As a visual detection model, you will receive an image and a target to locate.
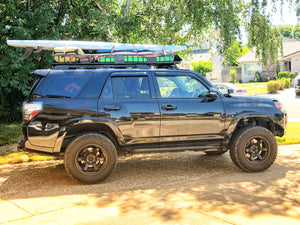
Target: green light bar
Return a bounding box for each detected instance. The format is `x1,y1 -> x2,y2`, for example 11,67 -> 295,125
124,56 -> 147,63
99,57 -> 115,63
156,56 -> 173,62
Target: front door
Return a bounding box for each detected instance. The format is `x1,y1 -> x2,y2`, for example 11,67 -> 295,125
153,72 -> 225,145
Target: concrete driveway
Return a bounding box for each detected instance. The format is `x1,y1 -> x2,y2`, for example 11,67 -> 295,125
0,144 -> 299,224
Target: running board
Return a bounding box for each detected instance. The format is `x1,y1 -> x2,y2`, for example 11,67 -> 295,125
127,145 -> 217,154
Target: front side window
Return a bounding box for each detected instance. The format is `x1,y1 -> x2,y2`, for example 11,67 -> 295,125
101,76 -> 151,99
156,75 -> 209,98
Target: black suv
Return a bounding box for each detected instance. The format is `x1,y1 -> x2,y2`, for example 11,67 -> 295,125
18,62 -> 287,184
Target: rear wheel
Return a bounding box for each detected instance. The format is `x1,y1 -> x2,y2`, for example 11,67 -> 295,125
230,126 -> 277,172
64,133 -> 117,184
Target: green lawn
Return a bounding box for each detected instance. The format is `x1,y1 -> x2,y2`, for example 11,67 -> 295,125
276,121 -> 300,145
235,82 -> 268,95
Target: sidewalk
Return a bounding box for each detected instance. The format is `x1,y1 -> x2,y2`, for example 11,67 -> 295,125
0,144 -> 299,225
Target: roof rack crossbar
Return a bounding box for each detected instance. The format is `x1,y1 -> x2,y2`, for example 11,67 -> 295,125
52,64 -> 151,70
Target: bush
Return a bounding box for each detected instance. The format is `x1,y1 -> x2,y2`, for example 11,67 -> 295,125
267,80 -> 280,93
192,60 -> 214,77
254,71 -> 262,82
230,69 -> 236,83
278,79 -> 285,90
278,71 -> 290,79
289,72 -> 296,79
238,79 -> 243,83
281,77 -> 291,88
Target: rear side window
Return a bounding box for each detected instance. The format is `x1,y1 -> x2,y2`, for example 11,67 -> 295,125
41,72 -> 92,98
101,76 -> 151,99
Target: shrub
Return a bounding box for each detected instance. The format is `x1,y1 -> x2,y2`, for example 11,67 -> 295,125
254,71 -> 262,82
238,79 -> 243,83
278,79 -> 285,90
289,72 -> 296,79
192,60 -> 214,77
230,69 -> 236,83
267,80 -> 280,93
278,71 -> 290,79
281,77 -> 291,88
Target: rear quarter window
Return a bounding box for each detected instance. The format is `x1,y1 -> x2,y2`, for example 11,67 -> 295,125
41,72 -> 92,98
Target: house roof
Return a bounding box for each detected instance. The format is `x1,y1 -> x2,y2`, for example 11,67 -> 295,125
238,38 -> 300,63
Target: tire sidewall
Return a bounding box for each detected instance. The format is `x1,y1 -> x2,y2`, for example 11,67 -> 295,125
64,133 -> 117,184
230,126 -> 277,172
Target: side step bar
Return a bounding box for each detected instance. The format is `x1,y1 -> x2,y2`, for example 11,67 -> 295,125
127,145 -> 217,154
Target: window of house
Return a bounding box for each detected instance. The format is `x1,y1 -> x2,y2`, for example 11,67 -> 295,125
244,63 -> 261,76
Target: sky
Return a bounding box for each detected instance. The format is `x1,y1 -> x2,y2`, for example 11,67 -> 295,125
268,2 -> 298,25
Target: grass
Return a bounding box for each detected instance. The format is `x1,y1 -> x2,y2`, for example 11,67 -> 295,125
276,121 -> 300,145
0,123 -> 22,146
0,151 -> 58,165
235,82 -> 268,95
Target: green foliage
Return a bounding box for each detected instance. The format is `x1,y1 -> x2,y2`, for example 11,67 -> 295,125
230,69 -> 237,83
267,80 -> 280,93
280,77 -> 291,88
293,24 -> 300,40
0,123 -> 22,146
224,41 -> 249,66
288,72 -> 296,79
192,60 -> 214,77
278,71 -> 290,79
278,25 -> 293,38
254,71 -> 262,82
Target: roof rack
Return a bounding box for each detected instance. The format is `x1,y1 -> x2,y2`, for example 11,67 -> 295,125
51,52 -> 182,68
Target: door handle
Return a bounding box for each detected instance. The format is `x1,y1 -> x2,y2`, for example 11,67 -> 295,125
104,105 -> 121,111
161,104 -> 177,111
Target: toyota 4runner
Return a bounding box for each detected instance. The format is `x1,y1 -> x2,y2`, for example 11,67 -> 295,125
18,55 -> 287,184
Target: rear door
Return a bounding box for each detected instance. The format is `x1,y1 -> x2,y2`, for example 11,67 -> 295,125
98,72 -> 160,146
153,72 -> 225,145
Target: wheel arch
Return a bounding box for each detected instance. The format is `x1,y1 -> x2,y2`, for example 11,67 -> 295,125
58,119 -> 125,153
226,114 -> 277,145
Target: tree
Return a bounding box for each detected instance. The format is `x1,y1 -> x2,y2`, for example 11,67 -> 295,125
0,0 -> 297,121
278,25 -> 293,38
224,41 -> 249,66
293,24 -> 300,39
192,60 -> 214,77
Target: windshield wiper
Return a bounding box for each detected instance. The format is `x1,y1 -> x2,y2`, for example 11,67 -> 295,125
45,95 -> 71,98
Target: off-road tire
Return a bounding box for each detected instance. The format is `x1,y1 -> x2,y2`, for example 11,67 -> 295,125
229,126 -> 277,172
64,133 -> 117,184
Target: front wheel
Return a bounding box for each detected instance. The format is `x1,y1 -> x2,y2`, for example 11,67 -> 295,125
230,126 -> 277,172
64,133 -> 117,184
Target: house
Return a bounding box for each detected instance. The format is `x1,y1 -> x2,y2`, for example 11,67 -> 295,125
179,35 -> 224,82
237,38 -> 300,82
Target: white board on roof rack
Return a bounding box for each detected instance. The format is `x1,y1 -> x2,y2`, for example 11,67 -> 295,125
7,40 -> 188,52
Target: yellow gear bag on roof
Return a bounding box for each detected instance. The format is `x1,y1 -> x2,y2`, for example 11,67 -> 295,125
53,47 -> 85,63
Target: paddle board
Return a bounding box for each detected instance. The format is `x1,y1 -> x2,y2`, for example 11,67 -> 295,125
7,40 -> 188,52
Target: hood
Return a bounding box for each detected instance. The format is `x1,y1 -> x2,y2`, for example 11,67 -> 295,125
229,94 -> 276,103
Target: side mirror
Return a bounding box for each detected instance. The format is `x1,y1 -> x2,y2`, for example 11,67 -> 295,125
228,89 -> 233,94
208,87 -> 219,98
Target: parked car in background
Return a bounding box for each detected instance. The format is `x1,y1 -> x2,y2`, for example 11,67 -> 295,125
213,83 -> 247,95
295,75 -> 300,96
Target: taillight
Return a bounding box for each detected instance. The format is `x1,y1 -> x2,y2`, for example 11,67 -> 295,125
23,102 -> 44,121
236,89 -> 243,93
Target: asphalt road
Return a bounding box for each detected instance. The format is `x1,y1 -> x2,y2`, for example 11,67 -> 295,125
0,145 -> 299,224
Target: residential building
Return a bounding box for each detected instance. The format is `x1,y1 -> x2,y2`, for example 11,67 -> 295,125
237,38 -> 300,82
